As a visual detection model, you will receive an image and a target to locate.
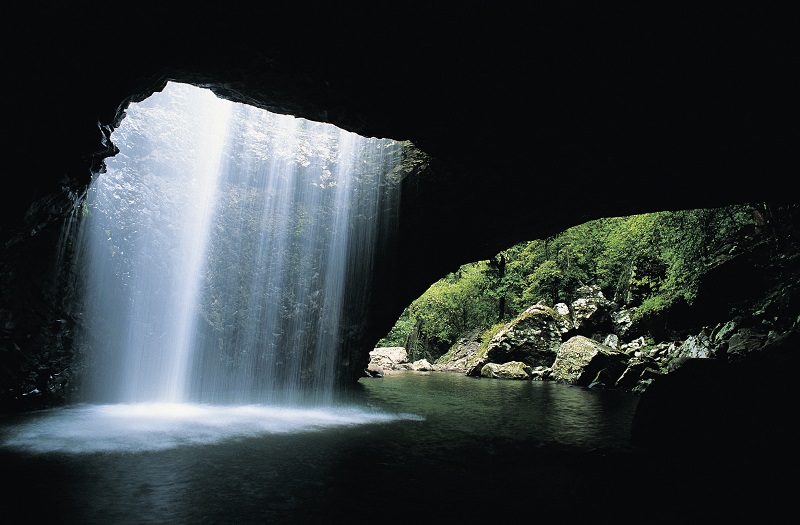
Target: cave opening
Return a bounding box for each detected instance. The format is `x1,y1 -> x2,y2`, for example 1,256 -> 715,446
0,81 -> 420,453
0,78 -> 794,525
71,81 -> 408,407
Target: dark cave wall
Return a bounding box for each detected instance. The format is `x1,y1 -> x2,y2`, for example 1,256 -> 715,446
4,4 -> 794,228
1,4 -> 796,404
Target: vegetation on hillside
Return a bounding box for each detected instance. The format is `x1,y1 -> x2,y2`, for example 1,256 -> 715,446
379,203 -> 775,362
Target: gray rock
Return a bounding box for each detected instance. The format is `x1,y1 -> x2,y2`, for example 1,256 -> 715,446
435,336 -> 481,372
615,355 -> 662,390
364,363 -> 384,378
409,358 -> 433,371
611,307 -> 636,337
570,285 -> 617,333
551,335 -> 629,386
662,332 -> 714,372
368,347 -> 408,370
711,320 -> 738,345
480,361 -> 532,380
554,302 -> 573,334
483,303 -> 564,368
621,336 -> 647,354
725,328 -> 767,361
675,333 -> 714,359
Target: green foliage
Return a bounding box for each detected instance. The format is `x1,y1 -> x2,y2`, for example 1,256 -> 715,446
380,204 -> 761,350
523,259 -> 563,306
378,262 -> 499,360
378,308 -> 415,347
632,294 -> 675,325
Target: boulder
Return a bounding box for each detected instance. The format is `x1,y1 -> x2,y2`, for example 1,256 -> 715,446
368,347 -> 408,370
364,363 -> 384,378
611,307 -> 636,338
465,353 -> 490,378
409,359 -> 433,371
483,303 -> 565,368
725,327 -> 767,362
480,361 -> 532,380
620,336 -> 647,354
550,335 -> 629,386
570,285 -> 617,335
603,334 -> 619,349
554,303 -> 574,334
615,355 -> 663,390
530,366 -> 551,380
663,332 -> 715,372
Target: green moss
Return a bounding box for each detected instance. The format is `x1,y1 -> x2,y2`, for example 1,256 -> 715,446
631,294 -> 676,326
478,322 -> 506,354
435,344 -> 458,364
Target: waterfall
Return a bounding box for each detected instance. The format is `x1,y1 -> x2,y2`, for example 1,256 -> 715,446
74,82 -> 402,406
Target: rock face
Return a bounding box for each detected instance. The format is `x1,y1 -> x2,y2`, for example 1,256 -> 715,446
434,335 -> 481,372
0,4 -> 796,410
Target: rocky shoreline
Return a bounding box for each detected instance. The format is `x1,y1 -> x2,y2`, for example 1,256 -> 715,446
361,233 -> 800,521
367,228 -> 800,401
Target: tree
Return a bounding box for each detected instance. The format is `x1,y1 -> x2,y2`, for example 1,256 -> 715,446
379,205 -> 759,353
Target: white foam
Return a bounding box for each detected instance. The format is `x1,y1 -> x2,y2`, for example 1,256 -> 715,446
0,403 -> 423,454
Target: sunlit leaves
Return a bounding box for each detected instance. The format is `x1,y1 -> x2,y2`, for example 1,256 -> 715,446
381,204 -> 759,354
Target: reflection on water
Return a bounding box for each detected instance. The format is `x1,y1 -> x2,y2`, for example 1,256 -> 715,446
363,370 -> 637,448
0,372 -> 639,524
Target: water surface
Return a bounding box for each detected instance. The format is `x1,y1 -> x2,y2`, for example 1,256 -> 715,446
1,372 -> 640,523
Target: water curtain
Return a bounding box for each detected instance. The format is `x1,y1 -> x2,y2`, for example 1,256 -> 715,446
74,82 -> 402,405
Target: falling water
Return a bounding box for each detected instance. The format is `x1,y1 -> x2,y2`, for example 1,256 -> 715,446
74,82 -> 403,407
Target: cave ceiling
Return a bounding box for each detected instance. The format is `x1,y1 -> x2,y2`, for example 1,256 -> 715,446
1,4 -> 795,301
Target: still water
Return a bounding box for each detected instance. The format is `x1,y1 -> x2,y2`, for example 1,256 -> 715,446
1,372 -> 639,524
